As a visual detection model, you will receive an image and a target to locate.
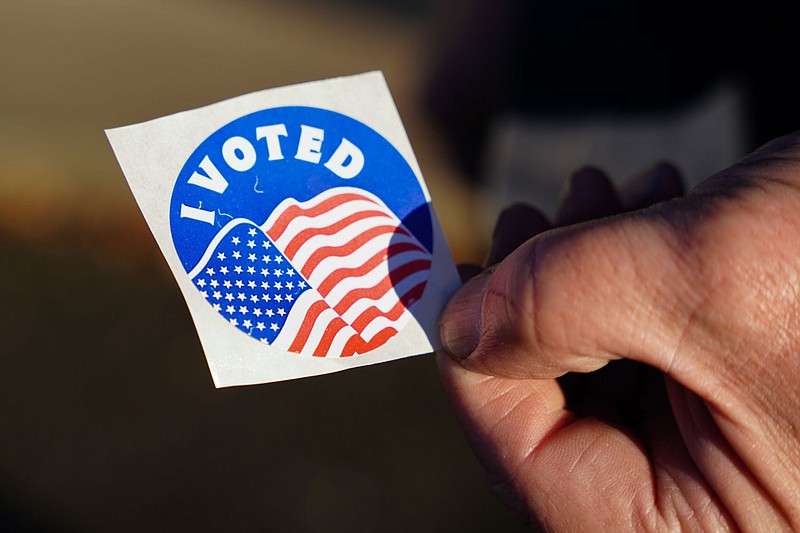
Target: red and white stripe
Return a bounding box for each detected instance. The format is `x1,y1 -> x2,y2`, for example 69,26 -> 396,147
263,187 -> 430,357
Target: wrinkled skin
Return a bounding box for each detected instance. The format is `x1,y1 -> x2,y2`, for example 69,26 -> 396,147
438,133 -> 800,531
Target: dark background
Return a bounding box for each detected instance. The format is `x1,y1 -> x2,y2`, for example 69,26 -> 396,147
1,0 -> 796,531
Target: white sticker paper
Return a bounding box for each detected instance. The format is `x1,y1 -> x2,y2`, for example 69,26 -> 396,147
106,72 -> 460,387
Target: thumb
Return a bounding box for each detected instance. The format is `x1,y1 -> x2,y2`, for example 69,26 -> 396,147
439,209 -> 701,380
439,131 -> 800,386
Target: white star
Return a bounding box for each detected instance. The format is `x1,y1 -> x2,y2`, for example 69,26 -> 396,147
256,322 -> 266,331
229,318 -> 239,326
262,255 -> 271,263
266,309 -> 274,317
262,241 -> 271,249
210,279 -> 219,288
298,281 -> 307,288
213,291 -> 222,300
261,268 -> 269,277
243,319 -> 252,328
223,280 -> 232,288
196,278 -> 206,287
220,266 -> 229,275
234,265 -> 243,274
285,294 -> 294,302
261,294 -> 271,302
217,252 -> 226,261
237,293 -> 246,301
225,293 -> 234,301
261,281 -> 269,289
200,291 -> 208,298
250,295 -> 259,303
274,256 -> 283,264
248,227 -> 257,236
285,281 -> 294,289
270,323 -> 279,332
277,308 -> 286,316
232,250 -> 241,259
212,303 -> 221,311
239,306 -> 248,314
247,266 -> 255,274
275,294 -> 283,303
205,267 -> 215,276
226,305 -> 235,314
232,236 -> 240,245
234,279 -> 244,288
260,338 -> 269,344
274,269 -> 282,277
248,253 -> 256,262
253,308 -> 262,317
286,270 -> 295,277
248,281 -> 256,288
274,281 -> 283,290
247,240 -> 256,249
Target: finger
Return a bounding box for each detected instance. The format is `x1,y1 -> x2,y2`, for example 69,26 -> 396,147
439,207 -> 704,385
555,167 -> 621,226
435,352 -> 572,524
436,353 -> 732,530
665,378 -> 788,530
445,132 -> 800,384
440,129 -> 800,395
486,203 -> 550,266
619,162 -> 684,211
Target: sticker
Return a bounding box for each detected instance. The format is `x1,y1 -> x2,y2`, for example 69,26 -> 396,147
107,72 -> 460,386
171,106 -> 433,357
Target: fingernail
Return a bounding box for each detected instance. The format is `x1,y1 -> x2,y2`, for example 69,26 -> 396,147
440,271 -> 492,359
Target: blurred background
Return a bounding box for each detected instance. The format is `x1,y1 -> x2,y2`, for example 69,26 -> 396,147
1,0 -> 796,531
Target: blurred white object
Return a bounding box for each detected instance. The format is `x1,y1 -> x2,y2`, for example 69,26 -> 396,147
482,82 -> 747,221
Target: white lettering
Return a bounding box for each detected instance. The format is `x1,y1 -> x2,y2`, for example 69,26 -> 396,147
180,204 -> 215,225
324,138 -> 364,179
222,136 -> 257,172
187,156 -> 228,194
295,125 -> 324,164
256,124 -> 288,161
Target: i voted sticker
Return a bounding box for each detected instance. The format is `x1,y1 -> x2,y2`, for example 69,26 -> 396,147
170,107 -> 433,357
107,72 -> 459,386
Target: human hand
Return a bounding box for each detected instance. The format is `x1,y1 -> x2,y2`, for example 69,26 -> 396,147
438,134 -> 800,530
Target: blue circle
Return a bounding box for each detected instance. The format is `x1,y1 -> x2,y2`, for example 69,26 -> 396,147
169,106 -> 432,273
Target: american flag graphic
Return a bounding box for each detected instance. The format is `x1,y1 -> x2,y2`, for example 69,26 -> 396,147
188,187 -> 431,357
